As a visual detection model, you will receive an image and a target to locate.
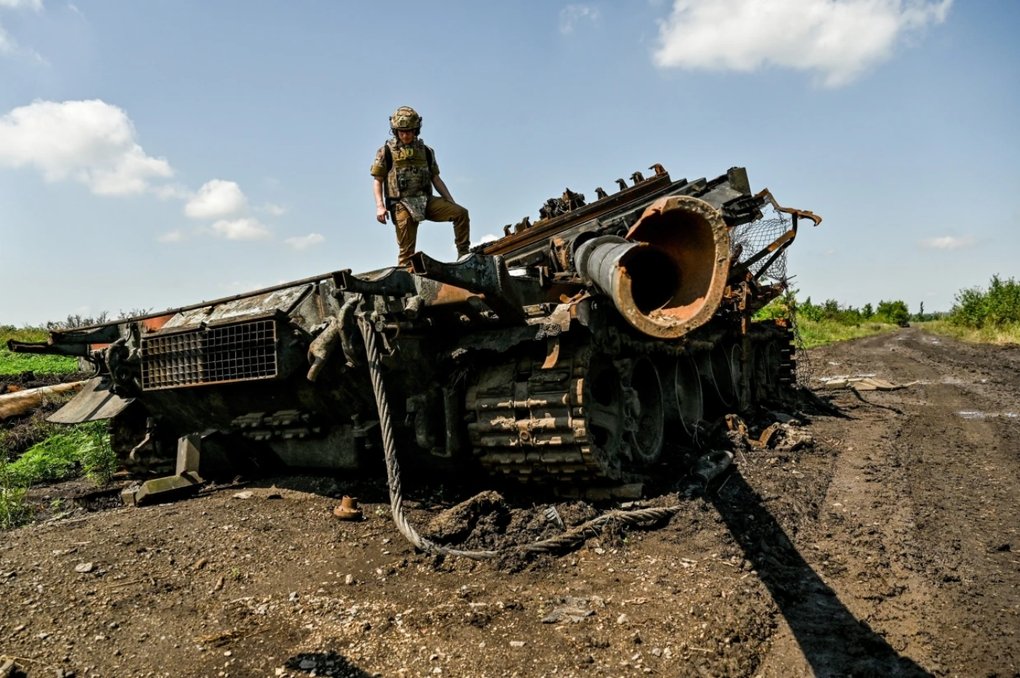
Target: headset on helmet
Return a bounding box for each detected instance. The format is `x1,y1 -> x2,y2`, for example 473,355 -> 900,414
390,106 -> 422,134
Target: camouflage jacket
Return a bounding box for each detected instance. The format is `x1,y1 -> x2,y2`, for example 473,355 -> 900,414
370,138 -> 439,201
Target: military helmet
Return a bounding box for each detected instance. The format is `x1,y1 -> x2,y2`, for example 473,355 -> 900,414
390,106 -> 422,132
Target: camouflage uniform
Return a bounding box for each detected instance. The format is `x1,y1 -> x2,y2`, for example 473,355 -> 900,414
370,135 -> 470,267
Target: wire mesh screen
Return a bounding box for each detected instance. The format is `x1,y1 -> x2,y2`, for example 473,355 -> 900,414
729,205 -> 792,284
141,319 -> 278,390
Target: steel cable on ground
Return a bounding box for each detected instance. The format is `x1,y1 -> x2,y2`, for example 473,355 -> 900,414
357,316 -> 687,561
357,316 -> 495,560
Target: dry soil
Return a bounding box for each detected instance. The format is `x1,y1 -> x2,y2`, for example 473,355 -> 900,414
1,327 -> 1018,677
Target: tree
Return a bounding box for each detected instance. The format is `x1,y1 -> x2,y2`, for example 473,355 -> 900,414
875,300 -> 910,327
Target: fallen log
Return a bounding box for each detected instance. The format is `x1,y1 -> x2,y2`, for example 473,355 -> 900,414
0,380 -> 87,420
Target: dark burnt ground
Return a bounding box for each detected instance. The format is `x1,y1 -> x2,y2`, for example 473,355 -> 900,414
0,327 -> 1018,677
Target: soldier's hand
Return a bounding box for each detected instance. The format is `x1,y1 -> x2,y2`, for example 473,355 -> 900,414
376,205 -> 389,224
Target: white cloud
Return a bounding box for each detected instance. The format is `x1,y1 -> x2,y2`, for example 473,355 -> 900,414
157,229 -> 185,243
152,183 -> 191,200
284,233 -> 325,251
653,0 -> 952,87
0,0 -> 44,59
0,24 -> 14,54
261,202 -> 286,216
210,217 -> 271,241
479,233 -> 500,244
0,99 -> 174,194
921,235 -> 973,250
0,1 -> 44,10
560,4 -> 600,34
185,179 -> 247,219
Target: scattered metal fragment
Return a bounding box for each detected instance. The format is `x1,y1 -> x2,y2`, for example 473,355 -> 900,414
541,597 -> 596,623
332,496 -> 363,521
543,506 -> 565,530
692,450 -> 735,484
0,659 -> 16,678
820,377 -> 910,391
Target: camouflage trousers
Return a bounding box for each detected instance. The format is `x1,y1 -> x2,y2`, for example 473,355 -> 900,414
393,196 -> 470,266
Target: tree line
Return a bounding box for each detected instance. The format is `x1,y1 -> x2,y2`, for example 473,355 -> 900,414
759,274 -> 1018,331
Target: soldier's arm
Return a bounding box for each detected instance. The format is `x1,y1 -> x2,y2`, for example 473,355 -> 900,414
432,175 -> 455,203
373,178 -> 388,223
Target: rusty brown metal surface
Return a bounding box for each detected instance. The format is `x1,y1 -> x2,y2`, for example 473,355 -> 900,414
140,317 -> 279,391
332,496 -> 364,521
755,188 -> 823,227
481,170 -> 674,256
619,195 -> 731,338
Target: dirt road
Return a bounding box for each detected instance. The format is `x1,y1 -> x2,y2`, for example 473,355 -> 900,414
1,327 -> 1018,677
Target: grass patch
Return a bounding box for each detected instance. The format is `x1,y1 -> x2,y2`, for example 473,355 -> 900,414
0,325 -> 78,375
0,421 -> 115,529
6,421 -> 115,485
918,320 -> 1020,346
0,480 -> 29,530
795,319 -> 898,349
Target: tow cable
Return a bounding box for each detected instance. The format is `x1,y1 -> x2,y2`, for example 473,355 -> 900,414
357,316 -> 712,561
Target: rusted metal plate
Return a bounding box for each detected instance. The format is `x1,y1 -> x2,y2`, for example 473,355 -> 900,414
162,285 -> 311,329
141,318 -> 279,391
47,377 -> 133,424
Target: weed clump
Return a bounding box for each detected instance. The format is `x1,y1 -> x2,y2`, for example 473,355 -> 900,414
0,421 -> 115,529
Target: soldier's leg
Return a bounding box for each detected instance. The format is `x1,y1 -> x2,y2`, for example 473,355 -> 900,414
426,197 -> 471,257
393,204 -> 420,267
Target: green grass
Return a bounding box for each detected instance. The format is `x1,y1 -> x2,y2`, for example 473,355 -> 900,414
1,325 -> 115,529
4,421 -> 114,485
0,421 -> 115,529
917,319 -> 1020,346
0,325 -> 78,375
0,482 -> 29,530
794,319 -> 898,349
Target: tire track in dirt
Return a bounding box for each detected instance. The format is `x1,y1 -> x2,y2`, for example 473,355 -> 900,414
789,328 -> 1020,676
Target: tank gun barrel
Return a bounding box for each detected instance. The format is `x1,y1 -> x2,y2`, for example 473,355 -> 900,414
574,195 -> 731,340
7,324 -> 123,357
410,251 -> 526,322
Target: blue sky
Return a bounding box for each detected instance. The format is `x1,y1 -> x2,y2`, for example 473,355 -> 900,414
1,0 -> 1016,325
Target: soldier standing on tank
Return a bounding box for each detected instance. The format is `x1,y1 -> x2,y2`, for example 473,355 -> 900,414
371,106 -> 471,267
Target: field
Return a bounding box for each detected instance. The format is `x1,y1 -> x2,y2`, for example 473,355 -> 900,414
0,326 -> 78,376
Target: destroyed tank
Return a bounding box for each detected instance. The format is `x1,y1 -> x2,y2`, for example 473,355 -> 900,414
10,164 -> 820,501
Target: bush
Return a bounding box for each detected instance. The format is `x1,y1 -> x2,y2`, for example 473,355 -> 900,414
875,300 -> 910,326
753,291 -> 910,348
950,275 -> 1020,329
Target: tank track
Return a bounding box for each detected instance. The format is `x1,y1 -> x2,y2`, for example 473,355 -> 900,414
465,321 -> 797,487
465,344 -> 622,484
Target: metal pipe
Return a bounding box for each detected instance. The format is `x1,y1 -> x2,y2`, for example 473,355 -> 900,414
572,195 -> 731,339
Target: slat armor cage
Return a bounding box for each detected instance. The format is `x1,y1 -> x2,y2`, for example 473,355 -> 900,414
141,319 -> 278,390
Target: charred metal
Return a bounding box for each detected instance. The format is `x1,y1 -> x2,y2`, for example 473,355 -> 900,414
9,164 -> 820,503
